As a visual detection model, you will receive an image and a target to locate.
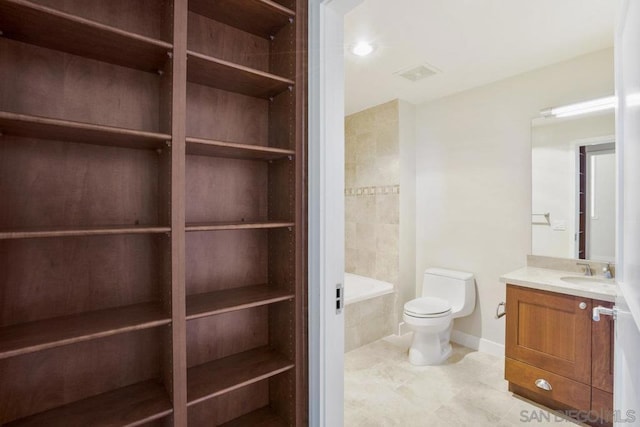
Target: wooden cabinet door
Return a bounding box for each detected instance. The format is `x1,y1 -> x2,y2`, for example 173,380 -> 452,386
592,300 -> 614,393
506,285 -> 592,384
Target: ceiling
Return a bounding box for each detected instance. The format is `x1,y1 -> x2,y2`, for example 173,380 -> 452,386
344,0 -> 615,115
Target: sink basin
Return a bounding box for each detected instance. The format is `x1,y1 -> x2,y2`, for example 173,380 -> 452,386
560,276 -> 615,286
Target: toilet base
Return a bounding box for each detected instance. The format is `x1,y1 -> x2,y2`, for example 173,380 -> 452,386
407,323 -> 453,366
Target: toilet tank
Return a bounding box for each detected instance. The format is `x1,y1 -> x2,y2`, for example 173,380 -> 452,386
422,268 -> 476,318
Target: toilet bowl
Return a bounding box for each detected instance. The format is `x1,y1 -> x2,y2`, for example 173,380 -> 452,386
404,269 -> 475,365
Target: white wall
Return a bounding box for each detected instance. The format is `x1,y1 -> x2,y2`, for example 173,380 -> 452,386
414,48 -> 614,346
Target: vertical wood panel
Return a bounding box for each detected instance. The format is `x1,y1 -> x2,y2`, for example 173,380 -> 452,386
0,39 -> 162,132
592,300 -> 614,393
26,0 -> 170,41
187,12 -> 269,72
170,0 -> 188,425
294,1 -> 308,423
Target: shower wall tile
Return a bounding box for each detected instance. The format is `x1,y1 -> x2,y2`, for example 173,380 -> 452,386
346,222 -> 357,250
356,223 -> 376,249
345,100 -> 400,287
376,193 -> 400,225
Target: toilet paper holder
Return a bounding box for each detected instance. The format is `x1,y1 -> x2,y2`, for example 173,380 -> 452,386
495,302 -> 506,319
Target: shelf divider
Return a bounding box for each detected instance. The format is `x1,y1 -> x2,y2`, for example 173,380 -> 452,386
5,380 -> 172,427
0,225 -> 171,240
0,111 -> 171,150
187,347 -> 294,407
0,0 -> 172,72
0,302 -> 171,360
188,0 -> 295,39
185,221 -> 294,232
186,285 -> 294,320
186,136 -> 294,160
187,51 -> 294,99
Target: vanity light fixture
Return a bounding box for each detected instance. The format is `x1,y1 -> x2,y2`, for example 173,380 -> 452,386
350,41 -> 375,57
541,96 -> 616,118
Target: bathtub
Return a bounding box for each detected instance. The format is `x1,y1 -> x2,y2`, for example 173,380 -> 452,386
344,273 -> 394,305
343,273 -> 396,352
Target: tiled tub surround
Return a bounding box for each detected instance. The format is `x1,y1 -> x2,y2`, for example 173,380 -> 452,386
345,101 -> 401,351
345,290 -> 396,353
345,272 -> 396,352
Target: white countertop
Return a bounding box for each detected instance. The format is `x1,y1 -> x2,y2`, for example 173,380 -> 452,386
500,266 -> 618,302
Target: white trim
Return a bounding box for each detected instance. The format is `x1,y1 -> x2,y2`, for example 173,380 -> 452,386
450,330 -> 505,359
308,1 -> 362,426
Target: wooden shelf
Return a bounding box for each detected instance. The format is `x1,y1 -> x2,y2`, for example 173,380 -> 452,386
0,0 -> 172,72
6,380 -> 172,427
0,111 -> 171,150
186,136 -> 294,160
186,221 -> 294,232
0,302 -> 171,359
187,51 -> 294,99
188,0 -> 295,39
0,225 -> 171,240
187,285 -> 294,320
219,407 -> 286,427
187,347 -> 294,406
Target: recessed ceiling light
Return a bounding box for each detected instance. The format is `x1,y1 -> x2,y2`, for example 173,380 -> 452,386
351,41 -> 375,57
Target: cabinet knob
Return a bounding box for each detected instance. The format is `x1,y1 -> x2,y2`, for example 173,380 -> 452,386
579,302 -> 587,310
535,378 -> 553,391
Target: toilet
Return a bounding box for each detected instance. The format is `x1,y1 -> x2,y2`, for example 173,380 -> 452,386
403,268 -> 476,365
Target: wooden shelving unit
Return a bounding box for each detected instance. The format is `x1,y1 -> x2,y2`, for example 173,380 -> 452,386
188,0 -> 295,38
185,221 -> 294,232
0,0 -> 306,425
187,347 -> 294,406
186,136 -> 294,160
0,302 -> 170,359
0,111 -> 171,150
0,225 -> 171,240
5,380 -> 173,427
187,51 -> 294,99
0,0 -> 172,72
186,285 -> 294,320
219,407 -> 287,427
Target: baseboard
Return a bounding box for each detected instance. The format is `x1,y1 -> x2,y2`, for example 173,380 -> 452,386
450,330 -> 505,358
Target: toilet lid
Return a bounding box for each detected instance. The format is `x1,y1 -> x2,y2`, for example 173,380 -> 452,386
404,297 -> 451,317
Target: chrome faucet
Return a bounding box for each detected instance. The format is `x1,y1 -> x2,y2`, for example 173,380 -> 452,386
576,262 -> 593,276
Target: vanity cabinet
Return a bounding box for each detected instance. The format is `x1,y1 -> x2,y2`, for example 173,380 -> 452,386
505,285 -> 613,425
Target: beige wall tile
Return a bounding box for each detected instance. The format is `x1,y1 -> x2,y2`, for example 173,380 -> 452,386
346,221 -> 357,250
376,126 -> 399,157
355,249 -> 377,277
376,194 -> 400,224
355,222 -> 377,251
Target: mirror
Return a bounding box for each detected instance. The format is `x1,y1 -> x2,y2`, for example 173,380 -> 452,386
531,110 -> 615,262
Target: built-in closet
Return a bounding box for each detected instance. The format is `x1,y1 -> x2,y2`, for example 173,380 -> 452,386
0,0 -> 307,425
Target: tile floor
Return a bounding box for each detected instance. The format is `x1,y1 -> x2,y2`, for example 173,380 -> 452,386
344,335 -> 584,426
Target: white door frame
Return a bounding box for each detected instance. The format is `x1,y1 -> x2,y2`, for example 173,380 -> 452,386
614,0 -> 640,424
308,0 -> 361,426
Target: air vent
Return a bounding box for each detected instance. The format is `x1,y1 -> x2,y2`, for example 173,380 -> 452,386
395,64 -> 439,82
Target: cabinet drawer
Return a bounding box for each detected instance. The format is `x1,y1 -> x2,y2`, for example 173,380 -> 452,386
506,358 -> 590,410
